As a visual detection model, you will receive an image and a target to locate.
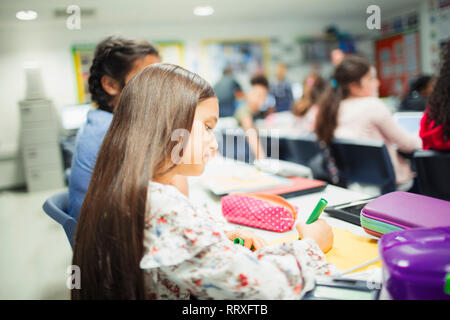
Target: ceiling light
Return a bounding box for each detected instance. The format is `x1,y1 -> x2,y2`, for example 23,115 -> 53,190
193,6 -> 214,16
16,10 -> 38,21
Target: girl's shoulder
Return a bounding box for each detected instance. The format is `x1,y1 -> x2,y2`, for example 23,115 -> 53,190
342,96 -> 385,108
141,181 -> 223,269
147,180 -> 223,225
148,181 -> 190,208
341,97 -> 390,117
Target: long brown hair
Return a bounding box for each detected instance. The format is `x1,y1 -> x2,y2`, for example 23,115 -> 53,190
315,55 -> 371,144
292,74 -> 326,117
72,64 -> 215,299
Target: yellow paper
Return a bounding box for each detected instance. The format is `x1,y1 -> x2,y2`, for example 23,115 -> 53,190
268,227 -> 382,273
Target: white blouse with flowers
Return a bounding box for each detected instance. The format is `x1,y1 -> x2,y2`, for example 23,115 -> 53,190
140,181 -> 335,300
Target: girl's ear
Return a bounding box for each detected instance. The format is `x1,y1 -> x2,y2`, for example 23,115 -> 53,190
101,75 -> 121,96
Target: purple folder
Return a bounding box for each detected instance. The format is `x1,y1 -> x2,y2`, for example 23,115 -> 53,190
360,191 -> 450,237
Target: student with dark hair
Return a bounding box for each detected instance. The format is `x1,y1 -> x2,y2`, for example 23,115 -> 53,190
315,55 -> 420,185
399,75 -> 436,112
68,36 -> 187,220
420,40 -> 450,150
291,74 -> 327,134
234,75 -> 270,159
72,63 -> 334,300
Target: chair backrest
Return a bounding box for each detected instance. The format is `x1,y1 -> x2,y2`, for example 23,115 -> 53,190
42,191 -> 77,249
219,129 -> 295,162
258,133 -> 291,161
283,135 -> 322,166
331,138 -> 396,193
218,129 -> 255,163
413,150 -> 450,201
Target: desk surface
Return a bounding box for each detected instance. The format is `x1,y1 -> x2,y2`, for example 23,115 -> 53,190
188,158 -> 377,243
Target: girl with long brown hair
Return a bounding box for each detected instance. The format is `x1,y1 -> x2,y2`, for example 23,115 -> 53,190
315,55 -> 420,185
72,63 -> 334,300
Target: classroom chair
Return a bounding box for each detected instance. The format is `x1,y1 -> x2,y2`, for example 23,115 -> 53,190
220,129 -> 291,162
258,134 -> 291,160
219,128 -> 255,163
413,150 -> 450,201
331,138 -> 396,194
42,191 -> 76,249
282,135 -> 322,166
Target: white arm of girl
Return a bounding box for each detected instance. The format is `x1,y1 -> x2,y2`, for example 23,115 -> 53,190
374,100 -> 421,152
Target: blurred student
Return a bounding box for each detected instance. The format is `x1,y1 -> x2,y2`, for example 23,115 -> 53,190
72,63 -> 334,299
234,75 -> 270,159
399,75 -> 436,112
291,74 -> 327,134
315,55 -> 421,185
420,40 -> 450,150
213,65 -> 243,117
68,36 -> 187,220
331,49 -> 345,67
270,63 -> 294,112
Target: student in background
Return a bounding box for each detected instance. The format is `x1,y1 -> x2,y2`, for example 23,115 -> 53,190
72,63 -> 334,300
420,40 -> 450,150
270,63 -> 294,112
291,74 -> 327,134
68,36 -> 187,220
315,55 -> 421,185
234,75 -> 269,159
399,75 -> 436,112
213,65 -> 243,117
330,49 -> 345,67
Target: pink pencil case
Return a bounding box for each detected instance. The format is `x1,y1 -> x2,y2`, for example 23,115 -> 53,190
221,193 -> 298,232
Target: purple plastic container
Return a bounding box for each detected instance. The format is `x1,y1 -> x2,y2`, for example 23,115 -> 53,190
379,227 -> 450,300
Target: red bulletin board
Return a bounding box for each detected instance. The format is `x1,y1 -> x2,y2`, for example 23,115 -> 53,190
375,32 -> 421,97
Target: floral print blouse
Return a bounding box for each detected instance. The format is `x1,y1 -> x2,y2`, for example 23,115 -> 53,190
140,181 -> 335,299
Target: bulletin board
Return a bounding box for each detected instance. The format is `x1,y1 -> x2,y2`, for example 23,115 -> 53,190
72,44 -> 95,103
427,0 -> 450,72
375,32 -> 421,97
155,41 -> 185,67
201,39 -> 271,87
72,41 -> 184,104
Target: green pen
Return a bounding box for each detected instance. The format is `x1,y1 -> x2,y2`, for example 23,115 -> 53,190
306,198 -> 328,224
233,237 -> 255,251
299,198 -> 328,240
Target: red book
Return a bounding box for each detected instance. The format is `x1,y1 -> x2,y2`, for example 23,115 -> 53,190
252,177 -> 327,199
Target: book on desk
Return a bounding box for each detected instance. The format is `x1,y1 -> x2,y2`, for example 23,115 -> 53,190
202,166 -> 327,197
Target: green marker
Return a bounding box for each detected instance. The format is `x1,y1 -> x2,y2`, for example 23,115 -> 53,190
306,198 -> 328,224
445,274 -> 450,295
233,237 -> 255,251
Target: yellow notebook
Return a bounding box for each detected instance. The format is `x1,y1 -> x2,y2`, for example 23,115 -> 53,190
268,227 -> 382,273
